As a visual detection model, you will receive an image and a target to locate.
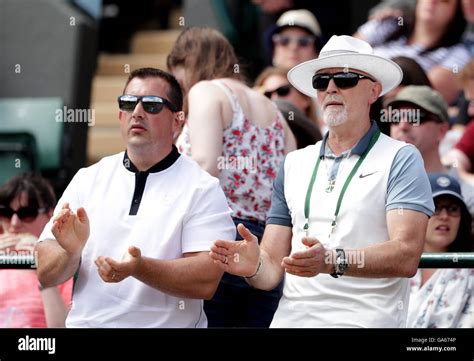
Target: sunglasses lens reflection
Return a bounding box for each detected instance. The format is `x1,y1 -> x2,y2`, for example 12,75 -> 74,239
118,96 -> 168,114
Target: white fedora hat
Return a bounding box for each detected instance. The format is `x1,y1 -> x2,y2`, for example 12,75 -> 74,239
287,35 -> 402,98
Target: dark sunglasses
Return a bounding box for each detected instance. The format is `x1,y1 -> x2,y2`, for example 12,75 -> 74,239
0,205 -> 47,223
118,95 -> 178,114
272,34 -> 316,48
264,84 -> 291,98
434,203 -> 461,217
312,72 -> 375,91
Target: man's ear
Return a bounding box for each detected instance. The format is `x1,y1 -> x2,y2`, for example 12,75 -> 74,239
369,82 -> 382,105
437,121 -> 449,141
173,111 -> 185,130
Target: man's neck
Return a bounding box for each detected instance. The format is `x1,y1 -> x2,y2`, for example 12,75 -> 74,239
422,149 -> 447,173
327,120 -> 371,156
127,144 -> 173,172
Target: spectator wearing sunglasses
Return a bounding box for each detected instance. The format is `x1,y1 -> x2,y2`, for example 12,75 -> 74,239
0,173 -> 72,328
168,27 -> 296,328
387,85 -> 474,220
371,56 -> 432,136
254,66 -> 323,148
266,9 -> 322,70
35,68 -> 236,328
407,173 -> 473,328
255,66 -> 322,124
209,35 -> 436,328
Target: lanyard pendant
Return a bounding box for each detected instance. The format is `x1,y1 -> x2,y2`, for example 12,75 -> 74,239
303,219 -> 309,236
328,219 -> 337,239
325,180 -> 335,193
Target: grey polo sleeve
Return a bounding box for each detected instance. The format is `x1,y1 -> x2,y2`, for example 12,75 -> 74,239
266,163 -> 293,227
386,145 -> 435,216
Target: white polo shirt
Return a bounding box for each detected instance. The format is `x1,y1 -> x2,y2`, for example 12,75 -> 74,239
39,147 -> 236,328
267,123 -> 434,327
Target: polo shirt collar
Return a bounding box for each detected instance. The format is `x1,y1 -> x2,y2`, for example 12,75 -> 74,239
123,145 -> 180,173
319,121 -> 379,159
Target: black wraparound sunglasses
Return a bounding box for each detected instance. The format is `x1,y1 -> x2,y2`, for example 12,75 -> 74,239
312,72 -> 375,91
118,95 -> 178,114
264,84 -> 291,98
0,205 -> 47,222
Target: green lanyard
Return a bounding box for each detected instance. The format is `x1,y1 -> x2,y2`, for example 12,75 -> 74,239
303,129 -> 381,236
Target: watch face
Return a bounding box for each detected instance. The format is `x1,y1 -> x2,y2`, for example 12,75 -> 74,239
335,257 -> 348,274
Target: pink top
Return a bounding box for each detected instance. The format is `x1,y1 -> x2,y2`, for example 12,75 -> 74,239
177,80 -> 286,222
0,270 -> 72,328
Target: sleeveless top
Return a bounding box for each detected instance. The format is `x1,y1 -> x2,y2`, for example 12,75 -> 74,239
272,133 -> 412,327
177,80 -> 286,222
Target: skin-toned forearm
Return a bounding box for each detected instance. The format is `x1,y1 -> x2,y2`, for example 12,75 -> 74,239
336,211 -> 428,278
245,250 -> 286,291
36,240 -> 81,288
246,225 -> 291,291
40,287 -> 69,328
132,253 -> 223,300
343,237 -> 425,278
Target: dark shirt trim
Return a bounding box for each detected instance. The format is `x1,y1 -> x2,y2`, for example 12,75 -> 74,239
318,120 -> 379,158
123,145 -> 181,215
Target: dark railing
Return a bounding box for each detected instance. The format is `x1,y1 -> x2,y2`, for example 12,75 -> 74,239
1,253 -> 473,269
419,253 -> 474,268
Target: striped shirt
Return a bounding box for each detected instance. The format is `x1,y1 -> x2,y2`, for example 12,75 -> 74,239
358,19 -> 471,72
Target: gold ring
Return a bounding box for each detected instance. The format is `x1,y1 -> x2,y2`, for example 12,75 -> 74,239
111,272 -> 116,280
223,256 -> 228,264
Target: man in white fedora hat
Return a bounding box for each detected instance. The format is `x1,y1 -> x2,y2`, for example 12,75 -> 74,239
210,35 -> 435,327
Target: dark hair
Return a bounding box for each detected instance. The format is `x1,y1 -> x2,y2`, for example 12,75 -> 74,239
0,173 -> 56,210
123,67 -> 183,111
437,196 -> 473,252
167,27 -> 242,91
391,56 -> 431,87
386,0 -> 466,52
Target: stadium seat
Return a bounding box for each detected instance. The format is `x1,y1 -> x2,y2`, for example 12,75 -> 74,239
0,98 -> 63,171
0,132 -> 38,186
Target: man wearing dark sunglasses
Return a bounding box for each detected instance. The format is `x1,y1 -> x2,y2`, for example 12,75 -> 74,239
35,67 -> 236,328
210,35 -> 435,328
388,85 -> 474,218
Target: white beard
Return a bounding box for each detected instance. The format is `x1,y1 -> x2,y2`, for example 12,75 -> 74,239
324,106 -> 348,127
